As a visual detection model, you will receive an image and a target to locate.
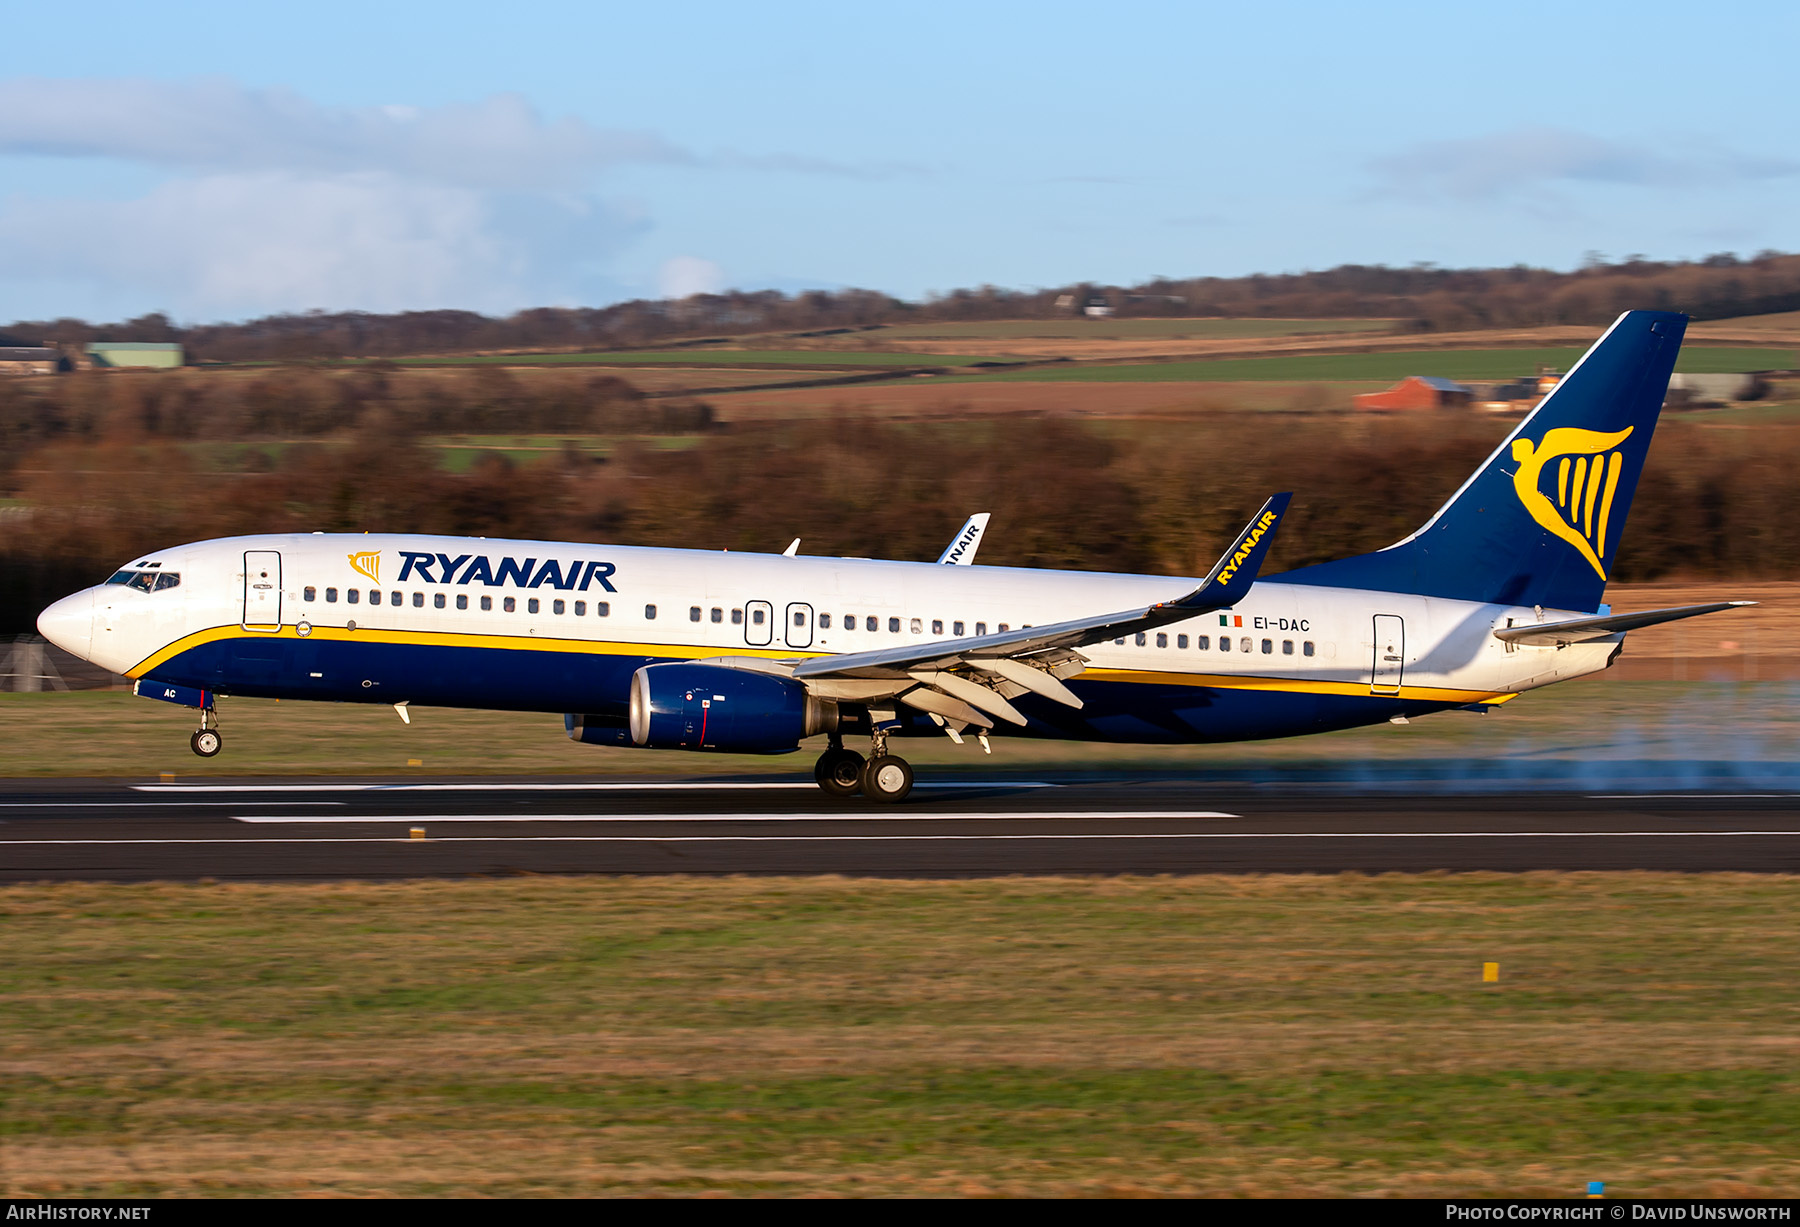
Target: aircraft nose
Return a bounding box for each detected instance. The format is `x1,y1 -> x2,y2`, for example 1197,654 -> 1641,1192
37,590 -> 95,661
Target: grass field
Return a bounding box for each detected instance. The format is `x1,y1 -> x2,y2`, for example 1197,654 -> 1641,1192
391,349 -> 1004,369
873,318 -> 1402,341
933,346 -> 1798,384
4,872 -> 1798,1195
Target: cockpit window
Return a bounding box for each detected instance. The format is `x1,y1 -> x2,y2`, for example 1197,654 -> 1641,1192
105,570 -> 179,592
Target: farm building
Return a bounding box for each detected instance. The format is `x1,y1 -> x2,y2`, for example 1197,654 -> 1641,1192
0,347 -> 71,376
1353,375 -> 1472,411
1667,372 -> 1769,404
85,341 -> 183,369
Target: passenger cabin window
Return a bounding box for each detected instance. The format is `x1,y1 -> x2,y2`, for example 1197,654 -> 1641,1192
1241,637 -> 1252,653
553,599 -> 565,615
1196,635 -> 1209,650
1303,641 -> 1315,657
347,589 -> 360,605
434,593 -> 446,609
820,613 -> 832,629
795,611 -> 807,626
457,595 -> 468,610
954,621 -> 965,636
481,596 -> 493,611
866,616 -> 877,632
1156,633 -> 1168,648
932,620 -> 943,635
1261,639 -> 1273,654
528,598 -> 540,614
367,589 -> 379,604
1220,637 -> 1230,652
304,586 -> 316,602
503,597 -> 516,613
596,602 -> 609,617
910,618 -> 922,634
413,592 -> 424,608
689,606 -> 701,622
889,617 -> 900,633
1177,634 -> 1188,649
998,623 -> 1009,633
390,591 -> 402,607
326,588 -> 338,603
573,600 -> 584,615
645,604 -> 657,620
711,607 -> 722,623
1282,640 -> 1293,655
975,622 -> 986,636
1135,632 -> 1147,646
731,609 -> 743,625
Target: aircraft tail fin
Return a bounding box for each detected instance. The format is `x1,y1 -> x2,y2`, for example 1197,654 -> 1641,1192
1268,310 -> 1687,612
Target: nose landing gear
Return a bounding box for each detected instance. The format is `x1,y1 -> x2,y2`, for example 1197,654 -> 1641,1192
190,707 -> 222,758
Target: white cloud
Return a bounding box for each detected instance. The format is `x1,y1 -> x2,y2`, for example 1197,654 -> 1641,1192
0,171 -> 647,317
0,77 -> 690,191
1369,126 -> 1800,203
657,256 -> 727,300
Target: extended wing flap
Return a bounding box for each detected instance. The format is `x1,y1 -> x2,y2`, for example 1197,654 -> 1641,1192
1494,601 -> 1755,646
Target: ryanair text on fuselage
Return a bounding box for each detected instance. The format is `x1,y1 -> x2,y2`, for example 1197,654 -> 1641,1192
390,551 -> 619,592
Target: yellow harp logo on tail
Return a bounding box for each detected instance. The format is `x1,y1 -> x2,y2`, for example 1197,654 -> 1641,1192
348,550 -> 381,584
1509,426 -> 1633,580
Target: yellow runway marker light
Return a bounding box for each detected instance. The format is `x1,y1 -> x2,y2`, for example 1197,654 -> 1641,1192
1483,962 -> 1500,982
160,772 -> 174,784
409,827 -> 426,841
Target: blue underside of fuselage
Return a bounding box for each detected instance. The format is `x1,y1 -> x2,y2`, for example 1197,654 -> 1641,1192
143,638 -> 1446,746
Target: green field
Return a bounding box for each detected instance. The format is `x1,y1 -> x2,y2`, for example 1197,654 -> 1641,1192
4,872 -> 1798,1195
934,346 -> 1797,384
2,678 -> 1791,779
874,318 -> 1402,340
392,349 -> 1004,369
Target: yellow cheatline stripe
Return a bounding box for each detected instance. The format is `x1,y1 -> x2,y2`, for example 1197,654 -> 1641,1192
126,622 -> 827,679
1087,667 -> 1515,704
131,624 -> 1517,706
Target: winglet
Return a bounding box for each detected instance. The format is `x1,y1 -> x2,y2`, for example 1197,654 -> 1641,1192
1171,493 -> 1291,611
937,513 -> 991,565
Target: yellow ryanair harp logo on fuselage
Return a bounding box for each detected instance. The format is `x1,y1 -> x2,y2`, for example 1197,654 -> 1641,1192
348,550 -> 381,584
1510,426 -> 1633,580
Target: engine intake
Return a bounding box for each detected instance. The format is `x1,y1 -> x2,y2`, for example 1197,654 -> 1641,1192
629,663 -> 835,754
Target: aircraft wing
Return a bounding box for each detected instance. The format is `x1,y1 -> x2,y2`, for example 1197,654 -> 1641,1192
790,495 -> 1291,727
936,513 -> 991,564
1493,601 -> 1755,647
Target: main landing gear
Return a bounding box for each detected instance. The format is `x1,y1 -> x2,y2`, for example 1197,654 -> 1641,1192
190,707 -> 222,758
813,730 -> 914,803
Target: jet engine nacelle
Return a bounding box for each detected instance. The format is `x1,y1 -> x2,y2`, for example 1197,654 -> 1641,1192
628,663 -> 836,754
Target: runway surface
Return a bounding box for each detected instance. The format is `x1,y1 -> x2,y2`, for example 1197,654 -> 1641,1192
5,774 -> 1800,879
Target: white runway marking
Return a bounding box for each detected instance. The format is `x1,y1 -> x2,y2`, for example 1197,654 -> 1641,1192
231,810 -> 1240,824
134,781 -> 1054,794
11,830 -> 1800,846
1589,793 -> 1800,799
0,801 -> 345,809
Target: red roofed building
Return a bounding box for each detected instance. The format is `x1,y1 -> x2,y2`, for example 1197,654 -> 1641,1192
1353,375 -> 1473,411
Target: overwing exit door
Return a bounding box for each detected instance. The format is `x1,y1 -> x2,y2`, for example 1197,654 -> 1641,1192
243,550 -> 282,632
1370,614 -> 1404,694
785,603 -> 814,648
744,599 -> 773,646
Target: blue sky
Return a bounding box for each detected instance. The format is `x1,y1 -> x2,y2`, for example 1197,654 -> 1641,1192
2,0 -> 1796,322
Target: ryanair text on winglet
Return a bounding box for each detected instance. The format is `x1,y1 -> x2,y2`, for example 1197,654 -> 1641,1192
1213,509 -> 1280,588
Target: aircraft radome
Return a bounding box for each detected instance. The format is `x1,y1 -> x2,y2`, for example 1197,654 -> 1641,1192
37,311 -> 1750,802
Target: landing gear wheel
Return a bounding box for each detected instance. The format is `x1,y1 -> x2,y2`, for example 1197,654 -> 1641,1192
190,729 -> 222,758
860,754 -> 913,803
815,748 -> 866,798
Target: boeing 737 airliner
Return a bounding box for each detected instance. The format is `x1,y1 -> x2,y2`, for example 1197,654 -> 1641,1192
37,311 -> 1748,801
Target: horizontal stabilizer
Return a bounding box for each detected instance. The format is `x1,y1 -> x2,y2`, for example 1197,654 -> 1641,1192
1494,601 -> 1755,647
